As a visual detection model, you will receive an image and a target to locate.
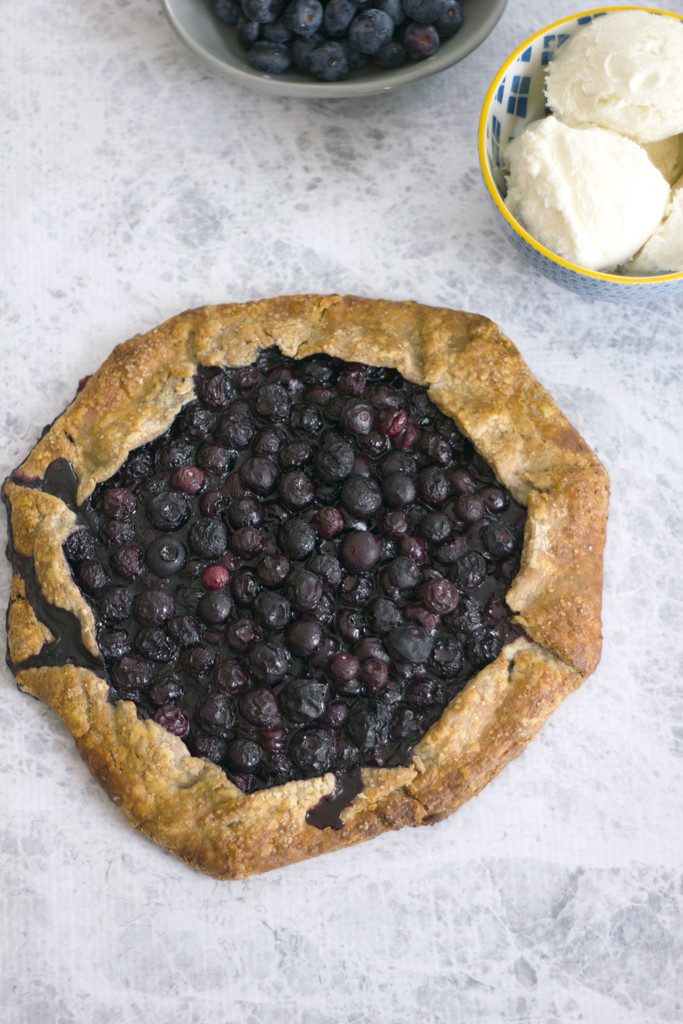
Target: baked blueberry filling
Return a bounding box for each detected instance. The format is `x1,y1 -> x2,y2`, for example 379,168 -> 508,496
62,350 -> 526,794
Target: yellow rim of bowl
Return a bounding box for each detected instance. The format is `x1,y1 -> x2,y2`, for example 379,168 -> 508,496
478,6 -> 683,286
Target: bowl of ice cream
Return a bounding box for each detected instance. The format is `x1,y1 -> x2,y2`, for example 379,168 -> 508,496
478,7 -> 683,302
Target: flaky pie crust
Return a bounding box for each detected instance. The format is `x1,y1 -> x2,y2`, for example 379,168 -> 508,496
4,295 -> 609,879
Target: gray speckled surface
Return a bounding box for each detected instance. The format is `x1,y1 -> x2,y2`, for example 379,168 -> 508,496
1,2 -> 682,1022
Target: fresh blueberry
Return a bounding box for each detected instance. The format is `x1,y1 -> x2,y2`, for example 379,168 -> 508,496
319,41 -> 356,79
403,21 -> 439,58
284,0 -> 324,36
236,15 -> 262,46
291,32 -> 324,71
214,0 -> 241,25
323,0 -> 357,36
434,0 -> 462,39
373,39 -> 408,67
242,0 -> 284,21
349,7 -> 393,52
263,18 -> 292,41
402,0 -> 445,21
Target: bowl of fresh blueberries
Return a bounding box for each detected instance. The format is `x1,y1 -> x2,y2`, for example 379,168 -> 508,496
163,0 -> 507,96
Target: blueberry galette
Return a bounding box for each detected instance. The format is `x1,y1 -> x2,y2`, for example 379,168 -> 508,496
4,296 -> 608,878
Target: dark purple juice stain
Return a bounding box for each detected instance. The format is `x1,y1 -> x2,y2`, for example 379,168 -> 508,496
306,769 -> 363,830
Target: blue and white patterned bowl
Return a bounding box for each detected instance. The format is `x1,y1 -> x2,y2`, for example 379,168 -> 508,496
478,6 -> 683,302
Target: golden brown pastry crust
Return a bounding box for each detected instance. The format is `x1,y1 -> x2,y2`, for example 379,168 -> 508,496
4,295 -> 609,879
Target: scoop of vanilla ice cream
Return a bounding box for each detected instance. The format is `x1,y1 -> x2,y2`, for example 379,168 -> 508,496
625,175 -> 683,274
504,117 -> 670,271
644,136 -> 683,185
546,11 -> 683,144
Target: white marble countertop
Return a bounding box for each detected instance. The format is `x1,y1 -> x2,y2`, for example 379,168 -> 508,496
1,2 -> 682,1022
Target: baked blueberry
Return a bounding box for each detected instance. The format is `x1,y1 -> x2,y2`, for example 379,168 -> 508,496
98,585 -> 134,623
248,641 -> 289,684
240,687 -> 280,726
339,530 -> 381,572
286,568 -> 323,610
286,618 -> 323,656
133,588 -> 175,625
111,544 -> 145,580
167,614 -> 201,647
279,470 -> 314,510
340,476 -> 382,518
226,618 -> 262,653
98,629 -> 130,660
135,627 -> 178,663
198,693 -> 236,737
114,655 -> 155,694
181,642 -> 217,677
154,706 -> 190,738
312,506 -> 345,539
254,591 -> 291,630
225,739 -> 262,773
256,553 -> 291,587
147,492 -> 191,532
228,501 -> 263,533
289,728 -> 335,772
315,437 -> 354,482
280,678 -> 329,721
198,589 -> 233,624
381,472 -> 416,508
64,529 -> 96,563
278,518 -> 316,559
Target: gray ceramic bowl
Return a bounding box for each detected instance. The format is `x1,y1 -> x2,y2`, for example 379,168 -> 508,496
163,0 -> 507,98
